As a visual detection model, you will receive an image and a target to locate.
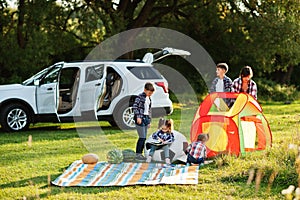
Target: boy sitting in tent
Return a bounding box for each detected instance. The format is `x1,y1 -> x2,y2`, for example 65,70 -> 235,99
185,133 -> 209,166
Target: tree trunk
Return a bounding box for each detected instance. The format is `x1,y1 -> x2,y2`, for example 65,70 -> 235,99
282,65 -> 294,84
273,65 -> 294,84
17,0 -> 26,49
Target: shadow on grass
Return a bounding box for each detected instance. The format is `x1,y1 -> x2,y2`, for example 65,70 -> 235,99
0,174 -> 61,189
45,186 -> 121,198
0,122 -> 126,146
0,121 -> 122,133
0,173 -> 121,198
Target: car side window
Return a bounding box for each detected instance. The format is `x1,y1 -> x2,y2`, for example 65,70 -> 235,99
127,66 -> 162,79
42,66 -> 61,84
85,64 -> 104,82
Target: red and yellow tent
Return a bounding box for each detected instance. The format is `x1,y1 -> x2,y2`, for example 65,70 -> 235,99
190,92 -> 272,158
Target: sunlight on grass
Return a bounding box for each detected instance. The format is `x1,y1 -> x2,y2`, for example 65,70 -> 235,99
1,102 -> 300,199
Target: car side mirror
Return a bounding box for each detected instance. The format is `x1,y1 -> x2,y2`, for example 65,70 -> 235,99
34,79 -> 40,86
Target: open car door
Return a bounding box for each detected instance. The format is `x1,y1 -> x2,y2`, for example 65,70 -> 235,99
79,64 -> 106,118
36,64 -> 62,117
142,47 -> 191,64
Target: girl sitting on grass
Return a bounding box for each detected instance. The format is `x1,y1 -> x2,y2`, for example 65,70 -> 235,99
146,119 -> 175,164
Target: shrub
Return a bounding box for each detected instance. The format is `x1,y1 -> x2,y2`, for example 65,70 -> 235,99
256,78 -> 300,102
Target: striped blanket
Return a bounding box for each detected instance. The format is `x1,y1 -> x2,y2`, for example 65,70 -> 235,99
52,160 -> 199,186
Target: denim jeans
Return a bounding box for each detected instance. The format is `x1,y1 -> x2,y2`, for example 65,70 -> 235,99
148,144 -> 170,158
135,116 -> 150,154
186,154 -> 204,164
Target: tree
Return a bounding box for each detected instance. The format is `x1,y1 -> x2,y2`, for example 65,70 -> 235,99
231,0 -> 300,83
175,0 -> 299,84
0,0 -> 88,83
0,0 -> 203,84
0,0 -> 299,89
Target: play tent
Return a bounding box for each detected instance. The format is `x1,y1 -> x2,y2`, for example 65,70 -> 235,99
190,92 -> 272,158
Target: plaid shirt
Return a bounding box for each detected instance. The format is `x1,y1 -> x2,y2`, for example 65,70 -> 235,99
186,141 -> 207,160
133,92 -> 152,119
210,75 -> 232,93
152,130 -> 175,144
232,78 -> 257,99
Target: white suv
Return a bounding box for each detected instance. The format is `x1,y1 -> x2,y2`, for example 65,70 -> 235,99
0,48 -> 190,131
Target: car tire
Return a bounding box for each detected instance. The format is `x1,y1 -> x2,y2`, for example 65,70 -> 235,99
0,104 -> 31,132
113,103 -> 136,130
108,120 -> 117,127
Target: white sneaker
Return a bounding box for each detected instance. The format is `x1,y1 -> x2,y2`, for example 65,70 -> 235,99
146,156 -> 152,163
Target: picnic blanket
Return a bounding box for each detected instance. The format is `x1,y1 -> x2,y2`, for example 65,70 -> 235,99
52,160 -> 199,186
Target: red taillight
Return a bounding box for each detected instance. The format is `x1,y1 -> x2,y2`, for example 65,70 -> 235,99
155,82 -> 168,93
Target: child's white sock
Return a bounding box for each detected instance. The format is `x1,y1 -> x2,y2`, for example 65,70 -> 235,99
165,158 -> 171,165
146,156 -> 152,163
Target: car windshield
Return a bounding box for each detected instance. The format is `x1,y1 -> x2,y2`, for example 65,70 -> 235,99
22,63 -> 63,85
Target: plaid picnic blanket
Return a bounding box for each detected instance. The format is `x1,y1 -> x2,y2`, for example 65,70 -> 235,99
52,160 -> 199,186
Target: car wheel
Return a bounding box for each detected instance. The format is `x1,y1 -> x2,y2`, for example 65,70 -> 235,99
114,103 -> 136,130
0,104 -> 31,132
108,120 -> 117,127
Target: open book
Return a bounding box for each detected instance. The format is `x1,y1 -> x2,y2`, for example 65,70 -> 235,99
147,137 -> 164,146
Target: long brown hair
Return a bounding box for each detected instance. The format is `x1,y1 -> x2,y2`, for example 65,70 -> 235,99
164,119 -> 174,132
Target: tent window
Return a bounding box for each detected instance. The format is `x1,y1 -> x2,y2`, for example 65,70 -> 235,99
209,97 -> 232,113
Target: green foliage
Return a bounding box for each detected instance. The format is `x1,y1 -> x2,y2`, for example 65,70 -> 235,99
162,0 -> 300,87
0,0 -> 299,92
246,0 -> 300,73
0,1 -> 95,84
158,57 -> 209,97
256,78 -> 300,102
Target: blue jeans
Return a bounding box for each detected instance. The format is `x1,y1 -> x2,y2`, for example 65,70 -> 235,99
186,154 -> 204,165
148,144 -> 170,158
135,116 -> 150,154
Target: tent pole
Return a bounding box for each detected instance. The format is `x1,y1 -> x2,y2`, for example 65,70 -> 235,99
238,116 -> 246,156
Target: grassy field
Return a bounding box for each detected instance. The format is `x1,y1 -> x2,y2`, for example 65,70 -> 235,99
1,101 -> 300,199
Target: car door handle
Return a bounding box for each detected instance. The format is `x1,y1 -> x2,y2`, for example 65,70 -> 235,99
47,87 -> 53,91
95,83 -> 101,86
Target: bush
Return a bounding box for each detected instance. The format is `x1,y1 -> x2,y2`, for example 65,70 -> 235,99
256,78 -> 300,102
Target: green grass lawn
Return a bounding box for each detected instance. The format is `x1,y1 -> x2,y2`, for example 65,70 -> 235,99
0,102 -> 300,199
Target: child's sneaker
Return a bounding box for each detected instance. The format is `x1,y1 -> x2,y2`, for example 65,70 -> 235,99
135,154 -> 146,162
146,156 -> 152,163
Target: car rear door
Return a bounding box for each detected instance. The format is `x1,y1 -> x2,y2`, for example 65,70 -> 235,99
79,64 -> 106,113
